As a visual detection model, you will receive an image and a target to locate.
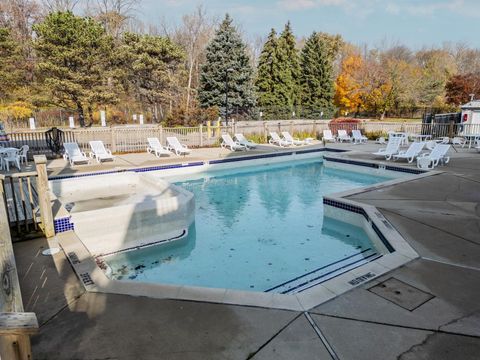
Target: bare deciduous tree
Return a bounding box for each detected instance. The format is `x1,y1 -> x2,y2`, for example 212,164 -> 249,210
171,5 -> 215,113
87,0 -> 140,37
42,0 -> 80,12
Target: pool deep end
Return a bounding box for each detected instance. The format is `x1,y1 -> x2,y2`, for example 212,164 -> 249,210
50,172 -> 194,256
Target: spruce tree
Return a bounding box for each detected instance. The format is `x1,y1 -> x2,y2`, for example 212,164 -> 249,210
255,29 -> 281,109
276,22 -> 301,109
198,14 -> 255,117
300,32 -> 335,117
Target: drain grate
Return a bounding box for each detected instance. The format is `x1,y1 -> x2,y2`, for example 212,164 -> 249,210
368,277 -> 434,311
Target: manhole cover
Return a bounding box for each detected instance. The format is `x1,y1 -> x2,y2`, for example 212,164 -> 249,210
368,277 -> 434,311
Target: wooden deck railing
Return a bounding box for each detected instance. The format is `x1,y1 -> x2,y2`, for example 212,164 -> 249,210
0,174 -> 39,359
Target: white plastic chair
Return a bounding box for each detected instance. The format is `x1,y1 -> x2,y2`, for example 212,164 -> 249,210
372,137 -> 402,160
234,134 -> 257,149
1,148 -> 20,171
375,137 -> 386,144
322,130 -> 336,143
63,142 -> 90,166
452,137 -> 465,146
281,131 -> 306,146
147,137 -> 171,157
221,134 -> 247,151
89,141 -> 115,163
269,132 -> 290,147
166,137 -> 191,156
352,130 -> 368,144
18,145 -> 29,165
392,142 -> 425,163
337,129 -> 352,142
417,144 -> 450,169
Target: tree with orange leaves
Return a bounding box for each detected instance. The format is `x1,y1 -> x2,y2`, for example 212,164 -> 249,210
334,54 -> 364,115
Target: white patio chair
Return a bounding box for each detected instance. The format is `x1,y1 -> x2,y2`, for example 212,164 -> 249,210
234,134 -> 257,149
337,129 -> 353,143
322,130 -> 336,143
375,137 -> 386,144
89,141 -> 115,163
166,136 -> 191,156
281,131 -> 306,146
147,137 -> 171,157
452,137 -> 466,146
352,130 -> 368,144
392,142 -> 425,163
18,144 -> 29,165
426,140 -> 437,151
221,134 -> 247,151
269,132 -> 290,147
372,137 -> 402,160
417,144 -> 451,169
1,148 -> 20,171
63,142 -> 90,166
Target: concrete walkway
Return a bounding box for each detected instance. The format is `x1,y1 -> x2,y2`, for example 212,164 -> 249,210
13,142 -> 480,359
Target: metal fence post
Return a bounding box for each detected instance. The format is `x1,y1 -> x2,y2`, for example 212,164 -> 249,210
199,124 -> 203,147
263,122 -> 268,142
34,155 -> 55,238
110,128 -> 117,153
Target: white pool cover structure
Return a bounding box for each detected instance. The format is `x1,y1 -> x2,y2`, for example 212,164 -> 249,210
50,172 -> 194,257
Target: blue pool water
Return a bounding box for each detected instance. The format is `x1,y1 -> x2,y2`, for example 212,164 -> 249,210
105,159 -> 391,293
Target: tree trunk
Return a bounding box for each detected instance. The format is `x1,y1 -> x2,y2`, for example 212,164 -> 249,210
76,102 -> 85,127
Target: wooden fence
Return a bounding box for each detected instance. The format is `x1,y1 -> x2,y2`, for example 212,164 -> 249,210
0,174 -> 39,359
3,121 -> 480,159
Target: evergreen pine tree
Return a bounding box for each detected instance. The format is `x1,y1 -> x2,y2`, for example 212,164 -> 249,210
276,22 -> 301,110
255,29 -> 281,109
300,32 -> 335,117
198,14 -> 255,117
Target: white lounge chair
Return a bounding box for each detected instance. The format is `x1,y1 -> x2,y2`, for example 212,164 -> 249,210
221,134 -> 247,151
147,137 -> 171,157
234,134 -> 257,149
166,136 -> 191,156
63,142 -> 90,166
89,141 -> 115,163
426,140 -> 437,151
392,141 -> 425,163
1,148 -> 20,171
417,144 -> 450,169
281,131 -> 306,146
372,137 -> 402,160
375,137 -> 387,144
323,130 -> 336,143
352,130 -> 368,144
452,137 -> 465,146
337,130 -> 352,143
269,132 -> 290,147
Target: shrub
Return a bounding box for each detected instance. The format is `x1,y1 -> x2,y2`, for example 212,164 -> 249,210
364,130 -> 388,140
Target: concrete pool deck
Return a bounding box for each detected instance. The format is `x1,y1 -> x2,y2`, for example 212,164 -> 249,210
12,142 -> 480,359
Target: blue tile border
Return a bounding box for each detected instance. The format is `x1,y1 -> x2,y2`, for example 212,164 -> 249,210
323,156 -> 427,175
54,216 -> 75,234
49,161 -> 205,180
323,197 -> 395,254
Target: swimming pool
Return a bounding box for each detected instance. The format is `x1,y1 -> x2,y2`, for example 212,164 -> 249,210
102,159 -> 393,294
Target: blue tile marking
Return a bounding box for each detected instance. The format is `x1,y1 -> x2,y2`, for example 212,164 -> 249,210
323,197 -> 395,254
323,156 -> 427,174
49,161 -> 205,180
54,216 -> 74,233
323,198 -> 368,219
265,248 -> 377,294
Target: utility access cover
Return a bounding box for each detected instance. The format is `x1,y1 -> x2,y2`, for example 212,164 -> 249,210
368,277 -> 434,311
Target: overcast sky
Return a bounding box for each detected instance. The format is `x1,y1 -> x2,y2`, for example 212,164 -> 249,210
139,0 -> 480,48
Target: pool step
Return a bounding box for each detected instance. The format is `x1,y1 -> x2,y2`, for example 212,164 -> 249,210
265,248 -> 380,295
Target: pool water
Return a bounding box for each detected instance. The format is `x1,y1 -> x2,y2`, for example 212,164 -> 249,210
105,160 -> 391,293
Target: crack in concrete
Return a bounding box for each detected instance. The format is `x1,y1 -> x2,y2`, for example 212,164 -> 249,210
245,312 -> 303,360
307,312 -> 480,340
38,291 -> 85,328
